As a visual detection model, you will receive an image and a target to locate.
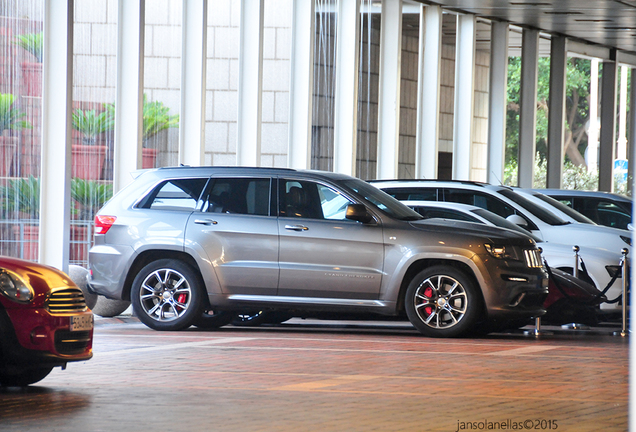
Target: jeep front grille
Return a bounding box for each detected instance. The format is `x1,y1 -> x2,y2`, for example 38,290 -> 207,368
47,288 -> 87,313
523,249 -> 543,268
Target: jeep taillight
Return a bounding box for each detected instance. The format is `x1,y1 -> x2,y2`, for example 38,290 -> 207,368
95,215 -> 117,234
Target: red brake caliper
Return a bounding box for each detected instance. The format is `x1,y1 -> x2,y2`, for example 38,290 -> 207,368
423,287 -> 434,316
176,293 -> 187,308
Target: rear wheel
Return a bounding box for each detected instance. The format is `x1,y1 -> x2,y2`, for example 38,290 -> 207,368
405,266 -> 483,338
0,366 -> 53,386
131,259 -> 205,331
193,309 -> 233,329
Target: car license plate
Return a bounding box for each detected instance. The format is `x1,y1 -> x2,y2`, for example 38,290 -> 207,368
70,314 -> 94,331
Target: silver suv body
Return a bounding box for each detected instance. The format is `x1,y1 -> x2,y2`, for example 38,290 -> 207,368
89,167 -> 548,337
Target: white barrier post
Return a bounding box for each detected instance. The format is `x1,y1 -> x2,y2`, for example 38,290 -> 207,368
621,248 -> 629,337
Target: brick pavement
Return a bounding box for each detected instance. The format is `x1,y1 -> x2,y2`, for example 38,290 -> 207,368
0,318 -> 628,432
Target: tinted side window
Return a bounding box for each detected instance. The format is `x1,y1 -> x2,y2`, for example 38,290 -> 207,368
279,180 -> 324,219
204,178 -> 271,216
380,187 -> 438,201
141,178 -> 208,211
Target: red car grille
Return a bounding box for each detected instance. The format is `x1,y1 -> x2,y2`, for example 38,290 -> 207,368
46,288 -> 87,313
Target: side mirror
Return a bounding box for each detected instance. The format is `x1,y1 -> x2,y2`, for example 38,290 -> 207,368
506,214 -> 528,227
346,204 -> 373,224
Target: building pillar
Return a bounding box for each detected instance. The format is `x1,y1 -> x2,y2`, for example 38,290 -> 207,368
287,0 -> 315,170
487,21 -> 509,185
179,0 -> 207,166
237,0 -> 264,166
39,0 -> 73,271
599,58 -> 618,192
546,36 -> 567,189
628,68 -> 636,195
517,29 -> 539,188
333,0 -> 360,176
415,4 -> 442,179
114,0 -> 144,193
376,0 -> 402,179
452,14 -> 476,181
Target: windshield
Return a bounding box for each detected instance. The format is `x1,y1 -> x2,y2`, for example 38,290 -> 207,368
472,208 -> 542,242
497,189 -> 570,226
533,193 -> 596,224
342,179 -> 423,221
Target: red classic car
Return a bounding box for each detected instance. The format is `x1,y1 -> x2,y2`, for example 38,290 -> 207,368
0,257 -> 93,386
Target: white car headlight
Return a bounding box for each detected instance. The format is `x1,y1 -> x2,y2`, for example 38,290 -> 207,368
0,269 -> 34,303
484,244 -> 521,261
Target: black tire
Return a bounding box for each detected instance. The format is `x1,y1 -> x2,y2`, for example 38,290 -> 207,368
193,309 -> 233,329
68,265 -> 98,310
131,259 -> 205,331
0,366 -> 53,386
405,266 -> 483,338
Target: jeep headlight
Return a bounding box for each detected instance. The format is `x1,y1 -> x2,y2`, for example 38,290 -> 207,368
0,269 -> 33,303
484,244 -> 521,261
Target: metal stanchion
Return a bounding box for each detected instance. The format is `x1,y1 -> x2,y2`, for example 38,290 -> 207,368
573,245 -> 580,279
614,248 -> 629,337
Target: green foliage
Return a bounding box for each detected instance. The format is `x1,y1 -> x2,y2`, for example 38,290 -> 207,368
72,108 -> 114,145
13,32 -> 43,63
506,57 -> 592,167
0,94 -> 32,132
1,175 -> 40,218
504,154 -> 599,190
71,178 -> 113,220
104,94 -> 179,145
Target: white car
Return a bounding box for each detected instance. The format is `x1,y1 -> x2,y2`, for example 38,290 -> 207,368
372,180 -> 630,311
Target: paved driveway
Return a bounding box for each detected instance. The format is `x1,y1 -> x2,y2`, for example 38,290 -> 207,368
0,317 -> 628,431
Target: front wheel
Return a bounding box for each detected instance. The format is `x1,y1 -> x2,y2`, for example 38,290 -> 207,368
405,266 -> 483,338
131,259 -> 205,331
0,366 -> 53,386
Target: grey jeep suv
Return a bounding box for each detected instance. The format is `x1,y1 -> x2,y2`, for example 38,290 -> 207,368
88,167 -> 548,337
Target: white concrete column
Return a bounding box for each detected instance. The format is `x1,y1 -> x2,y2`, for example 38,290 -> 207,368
39,0 -> 73,271
415,4 -> 442,179
599,59 -> 617,192
628,69 -> 636,194
114,0 -> 144,193
376,0 -> 402,180
452,14 -> 476,181
517,29 -> 539,188
487,21 -> 508,185
179,0 -> 207,166
237,0 -> 264,166
546,36 -> 567,189
588,59 -> 599,173
617,65 -> 628,160
287,0 -> 315,170
333,0 -> 360,176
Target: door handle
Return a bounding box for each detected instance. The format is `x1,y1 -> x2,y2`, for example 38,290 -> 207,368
194,219 -> 218,225
285,224 -> 309,231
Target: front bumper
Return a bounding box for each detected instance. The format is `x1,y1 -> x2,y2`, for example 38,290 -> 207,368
0,306 -> 93,368
475,254 -> 549,320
